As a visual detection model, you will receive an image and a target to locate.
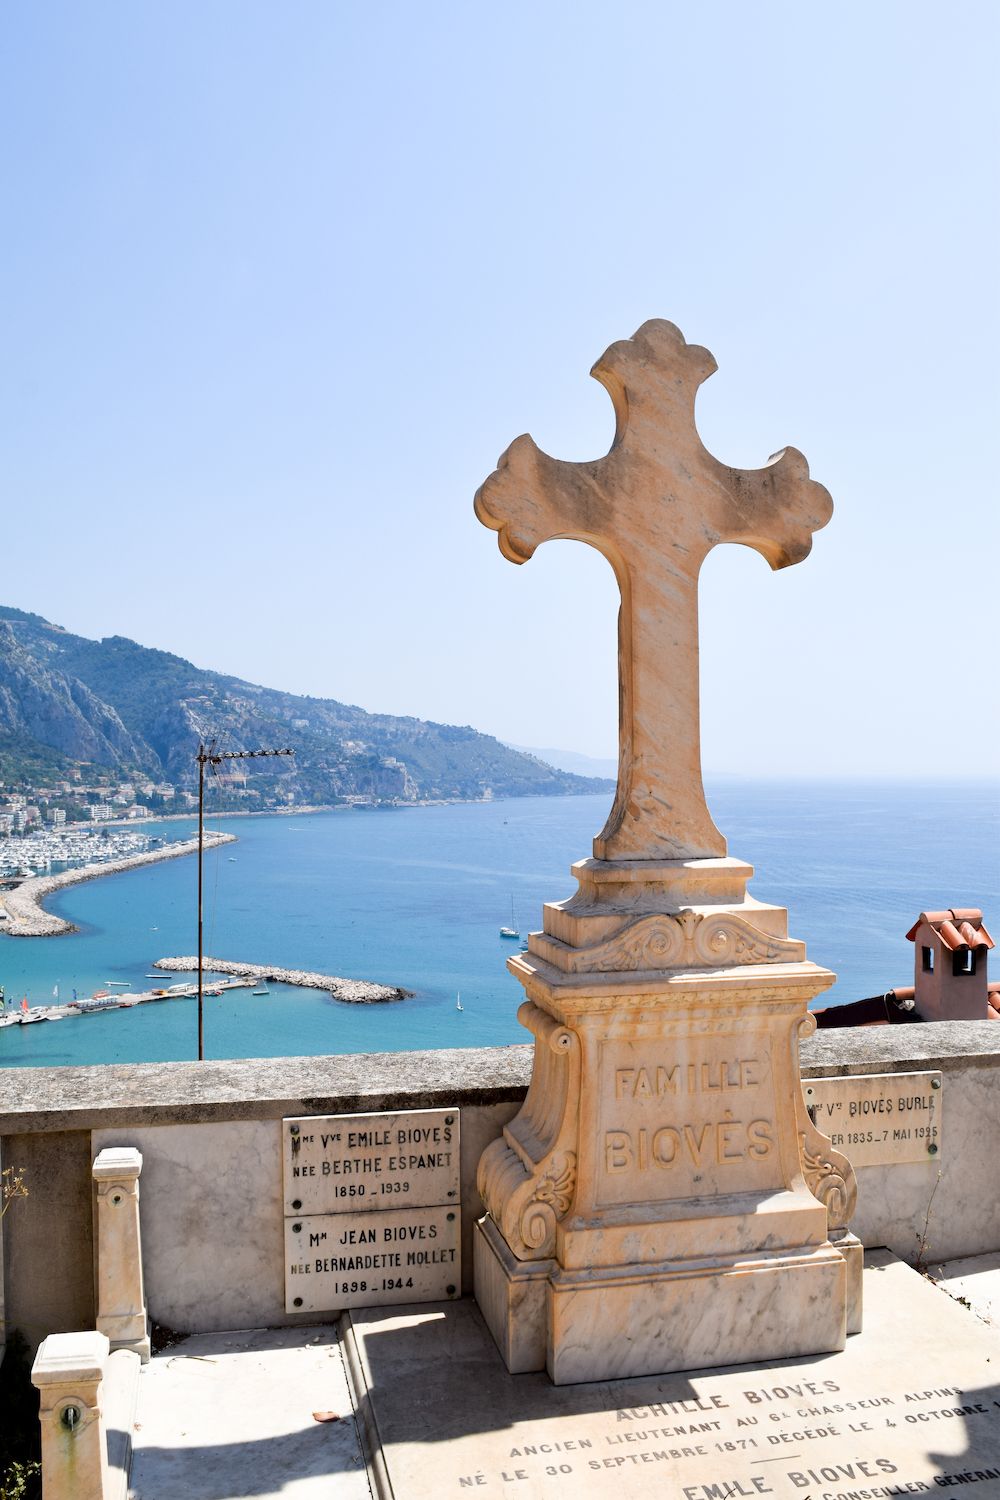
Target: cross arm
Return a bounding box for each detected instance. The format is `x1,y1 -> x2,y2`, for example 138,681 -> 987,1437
474,434 -> 620,571
709,446 -> 833,570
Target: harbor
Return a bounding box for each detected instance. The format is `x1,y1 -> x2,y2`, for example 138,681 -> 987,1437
0,830 -> 236,935
0,954 -> 408,1028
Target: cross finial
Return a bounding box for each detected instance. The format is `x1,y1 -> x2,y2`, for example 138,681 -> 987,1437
475,320 -> 833,861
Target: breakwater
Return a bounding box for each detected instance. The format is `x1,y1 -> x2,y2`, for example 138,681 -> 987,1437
0,833 -> 236,936
153,955 -> 408,1004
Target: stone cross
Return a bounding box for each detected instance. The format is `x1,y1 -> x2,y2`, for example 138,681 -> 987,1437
475,319 -> 833,861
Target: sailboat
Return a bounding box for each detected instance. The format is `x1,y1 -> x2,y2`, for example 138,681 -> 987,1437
499,897 -> 519,939
456,992 -> 464,1012
252,981 -> 270,996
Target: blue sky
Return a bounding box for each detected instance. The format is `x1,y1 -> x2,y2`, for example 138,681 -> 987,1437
2,3 -> 997,776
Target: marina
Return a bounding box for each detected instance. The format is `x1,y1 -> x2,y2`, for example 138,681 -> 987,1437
0,954 -> 407,1028
0,830 -> 236,935
0,973 -> 260,1028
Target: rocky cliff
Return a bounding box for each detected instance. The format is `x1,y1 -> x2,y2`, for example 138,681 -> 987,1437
0,607 -> 613,805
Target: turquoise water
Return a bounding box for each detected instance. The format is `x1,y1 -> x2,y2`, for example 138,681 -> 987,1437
1,782 -> 996,1069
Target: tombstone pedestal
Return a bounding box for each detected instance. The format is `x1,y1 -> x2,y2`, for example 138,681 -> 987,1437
475,857 -> 862,1385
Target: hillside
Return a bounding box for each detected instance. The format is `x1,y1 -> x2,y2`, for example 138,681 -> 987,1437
0,606 -> 613,806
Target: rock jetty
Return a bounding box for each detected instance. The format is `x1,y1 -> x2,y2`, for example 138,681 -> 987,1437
153,955 -> 408,1004
0,833 -> 236,936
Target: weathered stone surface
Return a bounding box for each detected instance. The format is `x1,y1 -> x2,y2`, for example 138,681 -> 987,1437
476,320 -> 832,863
93,1147 -> 150,1361
31,1330 -> 110,1500
0,1046 -> 534,1133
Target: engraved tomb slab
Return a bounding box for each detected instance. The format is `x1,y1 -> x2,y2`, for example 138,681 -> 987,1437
348,1253 -> 1000,1500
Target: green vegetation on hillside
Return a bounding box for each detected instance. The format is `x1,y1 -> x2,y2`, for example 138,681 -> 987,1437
0,608 -> 613,807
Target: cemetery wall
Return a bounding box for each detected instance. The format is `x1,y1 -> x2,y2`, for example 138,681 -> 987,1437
2,1022 -> 998,1353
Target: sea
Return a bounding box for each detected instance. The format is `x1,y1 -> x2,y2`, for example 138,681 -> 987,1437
0,782 -> 996,1070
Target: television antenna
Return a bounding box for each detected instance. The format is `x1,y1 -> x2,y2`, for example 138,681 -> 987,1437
195,742 -> 294,1060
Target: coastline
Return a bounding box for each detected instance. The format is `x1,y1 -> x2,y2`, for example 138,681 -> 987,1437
153,955 -> 408,1004
0,832 -> 237,937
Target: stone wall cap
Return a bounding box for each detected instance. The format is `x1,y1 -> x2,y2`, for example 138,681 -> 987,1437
0,1045 -> 534,1134
32,1331 -> 109,1385
3,1028 -> 1000,1136
93,1146 -> 143,1179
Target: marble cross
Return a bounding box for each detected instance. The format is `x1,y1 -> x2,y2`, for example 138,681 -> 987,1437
475,320 -> 833,862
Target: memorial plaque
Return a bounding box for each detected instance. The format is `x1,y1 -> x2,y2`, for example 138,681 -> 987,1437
803,1070 -> 942,1166
348,1253 -> 1000,1499
282,1109 -> 461,1314
285,1204 -> 460,1313
282,1108 -> 459,1214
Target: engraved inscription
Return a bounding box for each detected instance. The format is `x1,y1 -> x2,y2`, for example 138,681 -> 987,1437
803,1072 -> 942,1167
598,1042 -> 780,1205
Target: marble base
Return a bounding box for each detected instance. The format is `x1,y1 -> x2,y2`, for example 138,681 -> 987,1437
476,1214 -> 847,1384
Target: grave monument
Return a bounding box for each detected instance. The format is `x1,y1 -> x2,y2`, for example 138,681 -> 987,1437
473,319 -> 862,1384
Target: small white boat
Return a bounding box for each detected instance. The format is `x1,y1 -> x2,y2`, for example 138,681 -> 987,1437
456,993 -> 464,1012
499,897 -> 519,939
106,981 -> 131,987
252,985 -> 270,997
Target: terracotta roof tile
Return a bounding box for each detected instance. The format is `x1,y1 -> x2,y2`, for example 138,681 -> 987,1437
905,908 -> 994,950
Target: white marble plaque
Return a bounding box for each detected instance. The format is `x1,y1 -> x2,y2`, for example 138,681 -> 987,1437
348,1254 -> 1000,1499
282,1109 -> 459,1214
803,1070 -> 941,1166
285,1204 -> 460,1313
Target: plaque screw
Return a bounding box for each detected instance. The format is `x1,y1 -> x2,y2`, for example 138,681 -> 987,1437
928,1143 -> 939,1155
446,1285 -> 456,1296
447,1212 -> 455,1221
292,1199 -> 302,1210
293,1223 -> 302,1233
293,1297 -> 303,1308
290,1125 -> 300,1135
447,1189 -> 456,1197
932,1078 -> 942,1089
445,1115 -> 454,1125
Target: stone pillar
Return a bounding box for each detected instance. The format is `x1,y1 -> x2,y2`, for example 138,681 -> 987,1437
31,1330 -> 110,1500
93,1148 -> 150,1362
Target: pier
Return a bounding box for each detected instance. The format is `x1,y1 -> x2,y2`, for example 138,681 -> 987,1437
0,955 -> 408,1028
152,955 -> 408,1003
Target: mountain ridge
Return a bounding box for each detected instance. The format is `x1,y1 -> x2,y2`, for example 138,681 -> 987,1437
0,608 -> 613,806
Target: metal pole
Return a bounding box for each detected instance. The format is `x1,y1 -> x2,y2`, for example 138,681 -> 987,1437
197,744 -> 205,1061
193,744 -> 292,1061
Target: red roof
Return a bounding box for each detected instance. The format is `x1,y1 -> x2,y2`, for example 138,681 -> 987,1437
905,908 -> 995,951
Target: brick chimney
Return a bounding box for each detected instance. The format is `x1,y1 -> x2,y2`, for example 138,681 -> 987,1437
905,908 -> 994,1021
